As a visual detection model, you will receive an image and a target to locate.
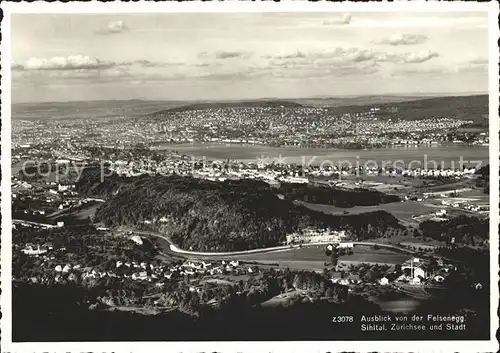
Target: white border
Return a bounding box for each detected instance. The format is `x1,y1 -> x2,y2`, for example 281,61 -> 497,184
1,2 -> 498,353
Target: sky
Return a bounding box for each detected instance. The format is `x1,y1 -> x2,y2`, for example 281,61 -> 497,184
11,12 -> 489,103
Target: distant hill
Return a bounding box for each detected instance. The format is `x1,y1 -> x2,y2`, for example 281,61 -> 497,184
329,94 -> 488,124
11,100 -> 186,120
292,95 -> 433,107
151,100 -> 303,115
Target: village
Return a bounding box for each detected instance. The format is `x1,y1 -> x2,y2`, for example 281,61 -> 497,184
14,223 -> 472,307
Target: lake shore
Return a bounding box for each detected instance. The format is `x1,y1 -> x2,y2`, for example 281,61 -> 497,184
157,143 -> 489,168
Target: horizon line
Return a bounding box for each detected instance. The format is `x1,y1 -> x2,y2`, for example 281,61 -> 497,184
11,91 -> 488,105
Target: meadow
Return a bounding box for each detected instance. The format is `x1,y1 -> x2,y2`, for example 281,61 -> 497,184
231,244 -> 410,269
301,201 -> 436,223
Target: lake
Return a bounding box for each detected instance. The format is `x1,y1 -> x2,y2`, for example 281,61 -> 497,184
159,143 -> 489,168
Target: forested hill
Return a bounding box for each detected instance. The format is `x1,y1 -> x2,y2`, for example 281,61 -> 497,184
77,172 -> 404,252
329,94 -> 488,124
149,100 -> 303,115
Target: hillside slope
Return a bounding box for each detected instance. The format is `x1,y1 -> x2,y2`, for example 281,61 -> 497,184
149,100 -> 303,116
329,95 -> 488,123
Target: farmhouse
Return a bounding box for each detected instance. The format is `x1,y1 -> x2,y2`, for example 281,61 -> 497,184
401,258 -> 429,279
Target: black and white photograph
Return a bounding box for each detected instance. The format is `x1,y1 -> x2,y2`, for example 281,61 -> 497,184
1,2 -> 498,352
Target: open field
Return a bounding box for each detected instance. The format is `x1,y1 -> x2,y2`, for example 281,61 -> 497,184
48,203 -> 101,221
369,235 -> 445,248
200,278 -> 235,286
312,174 -> 423,188
232,245 -> 327,261
243,260 -> 325,272
301,201 -> 436,223
230,244 -> 410,268
340,248 -> 410,265
436,192 -> 490,204
260,290 -> 305,308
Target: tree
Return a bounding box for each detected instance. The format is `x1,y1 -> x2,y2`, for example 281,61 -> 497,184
330,250 -> 339,270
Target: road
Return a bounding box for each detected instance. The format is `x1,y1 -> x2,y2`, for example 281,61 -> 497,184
130,229 -> 418,259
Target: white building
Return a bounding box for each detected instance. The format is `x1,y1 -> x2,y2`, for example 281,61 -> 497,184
338,242 -> 354,249
22,245 -> 47,256
286,229 -> 347,245
130,235 -> 143,245
132,271 -> 148,280
379,277 -> 389,286
435,209 -> 447,217
279,176 -> 309,184
58,184 -> 75,192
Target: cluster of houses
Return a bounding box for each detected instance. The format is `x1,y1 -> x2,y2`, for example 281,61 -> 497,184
12,171 -> 105,230
331,274 -> 362,286
331,257 -> 458,288
400,168 -> 477,178
93,151 -> 481,192
431,265 -> 457,284
440,197 -> 489,214
109,157 -> 298,186
12,176 -> 77,196
47,259 -> 254,285
17,237 -> 256,287
397,257 -> 457,285
12,179 -> 34,190
164,260 -> 253,279
20,242 -> 54,255
296,166 -> 478,179
13,172 -> 88,213
193,168 -> 282,184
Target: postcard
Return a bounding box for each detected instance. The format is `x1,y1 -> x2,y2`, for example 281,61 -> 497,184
1,1 -> 498,352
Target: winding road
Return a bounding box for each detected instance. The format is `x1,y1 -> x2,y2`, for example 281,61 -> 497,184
130,229 -> 418,259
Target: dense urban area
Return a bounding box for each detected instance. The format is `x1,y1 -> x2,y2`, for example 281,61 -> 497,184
12,95 -> 491,341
